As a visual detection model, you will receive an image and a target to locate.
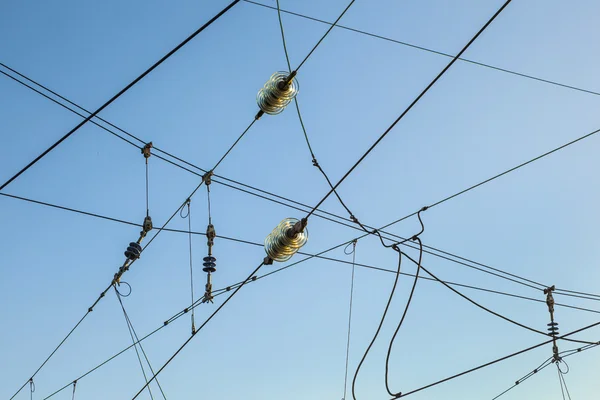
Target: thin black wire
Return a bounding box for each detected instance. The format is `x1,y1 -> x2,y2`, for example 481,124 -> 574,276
491,356 -> 554,400
275,0 -> 360,228
244,0 -> 600,97
6,67 -> 600,302
0,0 -> 241,191
342,240 -> 357,400
145,159 -> 150,217
352,250 -> 403,400
116,290 -> 168,400
3,190 -> 599,315
9,307 -> 92,399
558,363 -> 572,400
115,288 -> 155,400
557,363 -> 567,400
130,262 -> 265,399
385,239 -> 423,398
401,252 -> 595,346
36,244 -> 600,400
8,111 -> 254,399
306,0 -> 514,218
395,319 -> 600,398
4,64 -> 600,302
186,200 -> 196,333
293,0 -> 356,73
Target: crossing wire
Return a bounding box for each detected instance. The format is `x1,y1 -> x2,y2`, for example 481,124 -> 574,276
0,0 -> 241,192
306,0 -> 514,218
244,0 -> 600,98
4,65 -> 600,301
3,190 -> 600,316
394,319 -> 600,398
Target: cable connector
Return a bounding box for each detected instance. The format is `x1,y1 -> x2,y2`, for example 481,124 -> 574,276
203,170 -> 213,186
143,215 -> 153,233
141,142 -> 153,159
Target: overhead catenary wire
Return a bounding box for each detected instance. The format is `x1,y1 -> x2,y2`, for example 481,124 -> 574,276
244,0 -> 600,98
37,247 -> 600,400
4,65 -> 600,301
393,319 -> 600,399
115,287 -> 167,400
130,262 -> 265,399
0,0 -> 241,192
2,190 -> 599,316
400,252 -> 595,346
305,0 -> 514,219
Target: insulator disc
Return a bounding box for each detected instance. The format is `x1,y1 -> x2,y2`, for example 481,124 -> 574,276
264,218 -> 308,262
256,71 -> 299,115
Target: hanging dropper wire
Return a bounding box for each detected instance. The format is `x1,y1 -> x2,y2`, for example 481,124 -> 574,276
186,199 -> 196,334
342,240 -> 358,400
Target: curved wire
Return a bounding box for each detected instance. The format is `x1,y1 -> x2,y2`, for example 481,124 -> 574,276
401,252 -> 596,346
352,251 -> 403,400
385,238 -> 423,398
114,281 -> 132,297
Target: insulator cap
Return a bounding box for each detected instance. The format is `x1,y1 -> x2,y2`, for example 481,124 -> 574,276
124,242 -> 142,260
203,256 -> 216,273
264,218 -> 308,263
256,72 -> 299,115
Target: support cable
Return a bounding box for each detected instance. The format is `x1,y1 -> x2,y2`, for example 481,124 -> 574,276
305,0 -> 514,219
130,262 -> 265,399
114,287 -> 155,400
399,252 -> 595,346
0,0 -> 241,191
244,0 -> 600,97
4,64 -> 600,300
393,319 -> 600,398
2,190 -> 600,314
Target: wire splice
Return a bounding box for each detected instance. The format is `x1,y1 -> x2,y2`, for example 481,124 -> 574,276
264,217 -> 308,263
256,71 -> 298,115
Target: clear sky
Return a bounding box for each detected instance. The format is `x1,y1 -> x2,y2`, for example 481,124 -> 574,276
2,0 -> 600,399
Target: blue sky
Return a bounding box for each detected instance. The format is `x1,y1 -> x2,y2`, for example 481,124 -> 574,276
2,0 -> 600,399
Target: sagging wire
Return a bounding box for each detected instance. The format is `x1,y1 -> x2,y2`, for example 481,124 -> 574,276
114,285 -> 167,400
352,209 -> 426,400
342,240 -> 357,400
274,0 -> 363,230
255,0 -> 356,119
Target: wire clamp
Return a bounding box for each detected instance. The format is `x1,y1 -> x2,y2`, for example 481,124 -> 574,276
203,170 -> 213,186
141,142 -> 153,158
142,215 -> 153,233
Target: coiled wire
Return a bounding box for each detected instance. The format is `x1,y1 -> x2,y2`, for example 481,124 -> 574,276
257,71 -> 299,115
264,218 -> 308,262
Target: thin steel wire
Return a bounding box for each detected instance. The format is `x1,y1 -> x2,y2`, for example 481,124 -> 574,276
342,240 -> 357,400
